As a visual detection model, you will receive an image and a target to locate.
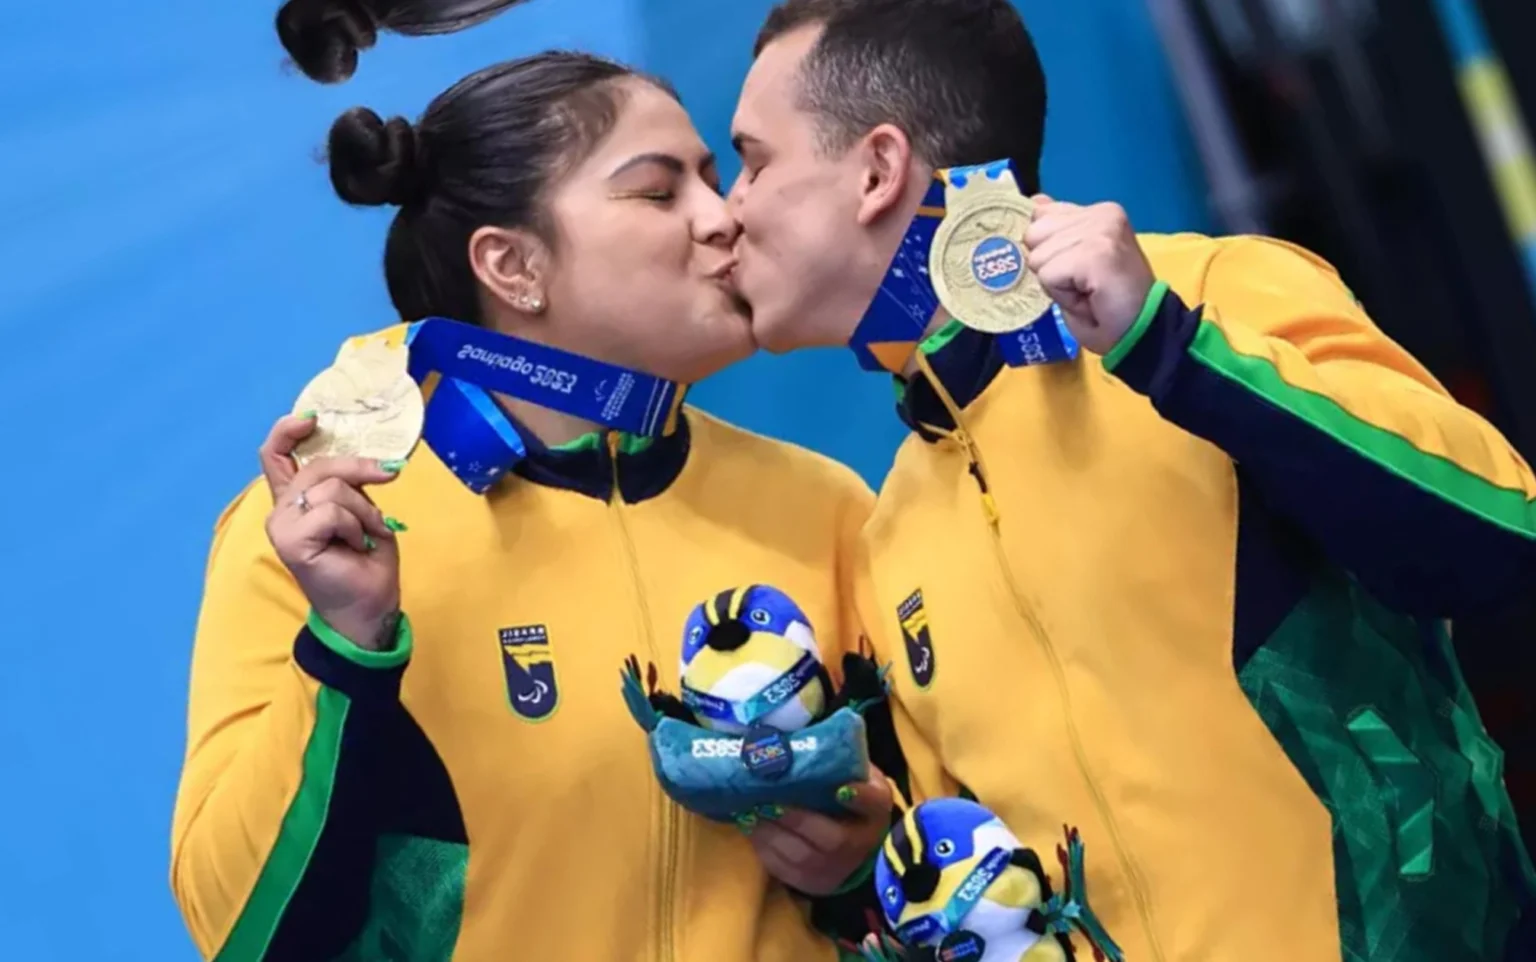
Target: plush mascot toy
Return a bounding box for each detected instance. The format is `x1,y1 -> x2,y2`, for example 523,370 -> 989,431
620,584 -> 889,823
860,798 -> 1123,962
677,584 -> 831,734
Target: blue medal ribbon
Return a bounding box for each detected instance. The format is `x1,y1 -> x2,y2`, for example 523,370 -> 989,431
401,317 -> 686,493
848,159 -> 1080,374
895,847 -> 1012,945
995,303 -> 1079,366
680,650 -> 822,729
848,176 -> 948,374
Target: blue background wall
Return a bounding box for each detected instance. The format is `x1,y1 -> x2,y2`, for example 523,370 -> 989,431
0,1 -> 1205,956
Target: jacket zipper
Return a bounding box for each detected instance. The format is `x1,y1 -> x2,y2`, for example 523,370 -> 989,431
956,426 -> 1165,960
943,410 -> 1167,962
607,432 -> 677,962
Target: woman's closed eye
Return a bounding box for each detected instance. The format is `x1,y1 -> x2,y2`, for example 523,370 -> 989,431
607,151 -> 693,205
615,188 -> 674,203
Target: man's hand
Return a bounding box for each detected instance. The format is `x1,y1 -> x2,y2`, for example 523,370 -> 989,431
749,768 -> 894,896
1023,196 -> 1158,356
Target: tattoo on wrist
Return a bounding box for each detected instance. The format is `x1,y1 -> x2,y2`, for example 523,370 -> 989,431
375,612 -> 402,651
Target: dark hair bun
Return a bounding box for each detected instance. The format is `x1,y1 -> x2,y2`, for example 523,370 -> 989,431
328,108 -> 427,208
276,0 -> 380,83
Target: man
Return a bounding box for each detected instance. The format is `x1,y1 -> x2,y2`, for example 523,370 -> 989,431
727,1 -> 1536,959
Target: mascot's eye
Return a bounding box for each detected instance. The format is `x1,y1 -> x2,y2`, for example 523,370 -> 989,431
689,626 -> 703,643
749,608 -> 772,626
884,885 -> 899,904
934,839 -> 955,858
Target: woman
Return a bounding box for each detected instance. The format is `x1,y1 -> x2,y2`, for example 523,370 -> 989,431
170,14 -> 891,961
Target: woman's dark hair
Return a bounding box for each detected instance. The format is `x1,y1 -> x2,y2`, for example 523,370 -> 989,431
284,33 -> 677,324
277,2 -> 678,323
276,0 -> 528,84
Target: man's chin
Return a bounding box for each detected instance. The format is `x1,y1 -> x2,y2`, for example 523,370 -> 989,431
747,316 -> 796,355
743,299 -> 817,351
746,306 -> 834,355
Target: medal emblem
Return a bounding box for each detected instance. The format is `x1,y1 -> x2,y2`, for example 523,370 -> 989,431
291,332 -> 424,467
929,163 -> 1053,333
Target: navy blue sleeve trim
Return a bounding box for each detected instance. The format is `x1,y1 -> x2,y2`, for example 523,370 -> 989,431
267,629 -> 465,959
800,806 -> 900,947
262,694 -> 379,959
1101,286 -> 1200,403
801,694 -> 909,945
294,625 -> 409,703
1108,289 -> 1536,617
1231,480 -> 1322,669
804,868 -> 887,948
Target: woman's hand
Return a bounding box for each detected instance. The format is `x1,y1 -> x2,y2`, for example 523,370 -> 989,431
749,767 -> 894,895
260,414 -> 405,648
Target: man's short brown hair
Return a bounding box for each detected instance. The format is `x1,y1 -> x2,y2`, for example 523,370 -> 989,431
754,0 -> 1048,191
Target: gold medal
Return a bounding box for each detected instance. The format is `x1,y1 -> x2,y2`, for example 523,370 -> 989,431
928,165 -> 1052,333
291,333 -> 423,467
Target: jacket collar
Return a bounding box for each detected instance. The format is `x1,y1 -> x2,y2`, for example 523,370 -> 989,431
896,322 -> 1007,440
508,413 -> 690,503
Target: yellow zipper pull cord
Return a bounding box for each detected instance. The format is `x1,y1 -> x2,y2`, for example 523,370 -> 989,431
913,352 -> 1001,528
915,333 -> 1167,962
978,483 -> 1000,528
606,430 -> 623,505
603,425 -> 676,958
921,345 -> 1165,962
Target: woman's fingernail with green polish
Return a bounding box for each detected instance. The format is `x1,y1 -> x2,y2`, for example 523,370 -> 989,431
363,535 -> 377,552
379,459 -> 407,473
760,804 -> 785,820
383,517 -> 408,533
298,409 -> 317,420
735,814 -> 758,836
836,785 -> 858,806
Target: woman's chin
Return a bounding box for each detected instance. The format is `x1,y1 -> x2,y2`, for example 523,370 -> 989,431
668,333 -> 757,384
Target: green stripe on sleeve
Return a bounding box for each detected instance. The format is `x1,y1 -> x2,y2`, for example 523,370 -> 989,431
920,319 -> 965,355
1102,280 -> 1170,371
307,611 -> 413,669
829,849 -> 879,895
214,687 -> 350,962
1188,319 -> 1536,540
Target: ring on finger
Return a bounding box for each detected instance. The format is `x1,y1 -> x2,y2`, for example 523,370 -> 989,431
293,489 -> 312,513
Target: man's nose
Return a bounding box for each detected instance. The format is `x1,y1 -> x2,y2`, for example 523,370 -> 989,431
726,172 -> 749,212
696,195 -> 742,248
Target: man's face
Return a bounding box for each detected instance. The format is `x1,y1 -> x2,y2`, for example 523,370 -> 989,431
728,26 -> 899,353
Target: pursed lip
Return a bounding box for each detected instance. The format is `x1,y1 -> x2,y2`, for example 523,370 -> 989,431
703,257 -> 738,281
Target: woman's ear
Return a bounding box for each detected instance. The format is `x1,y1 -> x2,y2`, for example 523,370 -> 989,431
469,225 -> 549,314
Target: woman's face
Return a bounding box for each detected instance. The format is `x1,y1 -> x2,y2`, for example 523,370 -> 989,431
537,79 -> 752,385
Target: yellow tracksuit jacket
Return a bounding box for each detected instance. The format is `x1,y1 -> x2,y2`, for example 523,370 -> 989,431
170,401 -> 877,962
858,234 -> 1536,962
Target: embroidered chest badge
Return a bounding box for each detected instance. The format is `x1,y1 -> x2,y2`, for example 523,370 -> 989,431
898,589 -> 937,688
499,624 -> 559,722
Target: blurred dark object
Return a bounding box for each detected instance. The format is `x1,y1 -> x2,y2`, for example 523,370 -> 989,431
1510,902 -> 1536,961
1146,0 -> 1535,840
1484,0 -> 1536,178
